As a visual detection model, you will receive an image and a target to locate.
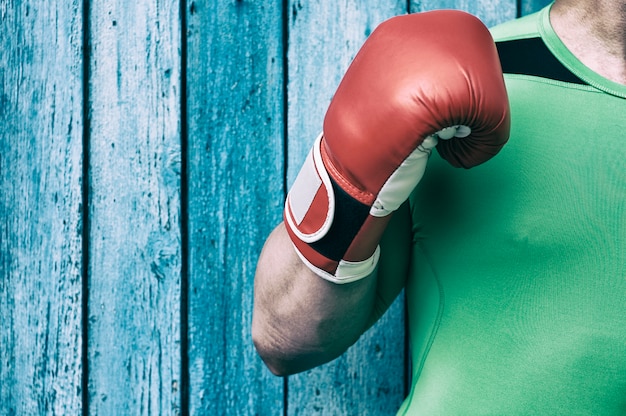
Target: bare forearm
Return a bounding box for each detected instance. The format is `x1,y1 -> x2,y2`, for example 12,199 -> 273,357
251,222 -> 377,376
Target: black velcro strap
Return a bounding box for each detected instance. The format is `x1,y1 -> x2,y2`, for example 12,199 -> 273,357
309,177 -> 370,261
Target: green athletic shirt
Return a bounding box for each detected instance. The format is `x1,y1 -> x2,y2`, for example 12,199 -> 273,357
385,4 -> 626,415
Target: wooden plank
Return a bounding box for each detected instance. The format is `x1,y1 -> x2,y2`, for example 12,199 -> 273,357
412,0 -> 517,27
520,0 -> 552,16
185,1 -> 285,414
285,2 -> 408,414
86,0 -> 182,414
0,0 -> 84,414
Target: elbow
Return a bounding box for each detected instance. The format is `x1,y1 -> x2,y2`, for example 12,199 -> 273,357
252,338 -> 293,377
251,324 -> 306,377
251,320 -> 338,377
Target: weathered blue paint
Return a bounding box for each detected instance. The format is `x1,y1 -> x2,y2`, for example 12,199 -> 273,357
185,1 -> 285,414
86,0 -> 183,414
0,0 -> 554,414
521,0 -> 553,16
414,0 -> 517,26
0,0 -> 84,415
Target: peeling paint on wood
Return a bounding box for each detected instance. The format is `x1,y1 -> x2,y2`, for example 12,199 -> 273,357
520,0 -> 553,16
185,0 -> 285,414
0,0 -> 84,414
412,0 -> 517,26
86,0 -> 182,414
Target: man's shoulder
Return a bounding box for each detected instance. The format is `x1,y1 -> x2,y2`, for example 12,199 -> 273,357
490,8 -> 544,42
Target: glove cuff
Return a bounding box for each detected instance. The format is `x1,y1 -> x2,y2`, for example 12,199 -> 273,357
284,134 -> 378,283
289,240 -> 380,284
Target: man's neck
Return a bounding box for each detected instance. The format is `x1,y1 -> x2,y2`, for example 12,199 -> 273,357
551,0 -> 626,84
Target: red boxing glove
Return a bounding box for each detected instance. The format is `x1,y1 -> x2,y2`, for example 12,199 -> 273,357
284,10 -> 510,283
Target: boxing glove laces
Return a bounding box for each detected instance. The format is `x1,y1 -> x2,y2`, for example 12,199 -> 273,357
284,10 -> 511,283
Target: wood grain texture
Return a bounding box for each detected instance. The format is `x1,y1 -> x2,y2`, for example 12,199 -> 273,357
412,0 -> 517,27
285,1 -> 408,414
0,0 -> 84,414
520,0 -> 553,16
185,1 -> 285,414
86,0 -> 182,414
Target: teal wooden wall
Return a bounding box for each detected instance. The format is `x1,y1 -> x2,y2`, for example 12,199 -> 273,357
1,0 -> 550,414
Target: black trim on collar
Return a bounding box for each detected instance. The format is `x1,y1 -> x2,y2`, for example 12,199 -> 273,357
496,37 -> 587,85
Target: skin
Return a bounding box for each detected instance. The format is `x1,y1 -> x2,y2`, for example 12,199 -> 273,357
251,222 -> 379,376
251,203 -> 410,376
551,0 -> 626,84
251,0 -> 626,377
